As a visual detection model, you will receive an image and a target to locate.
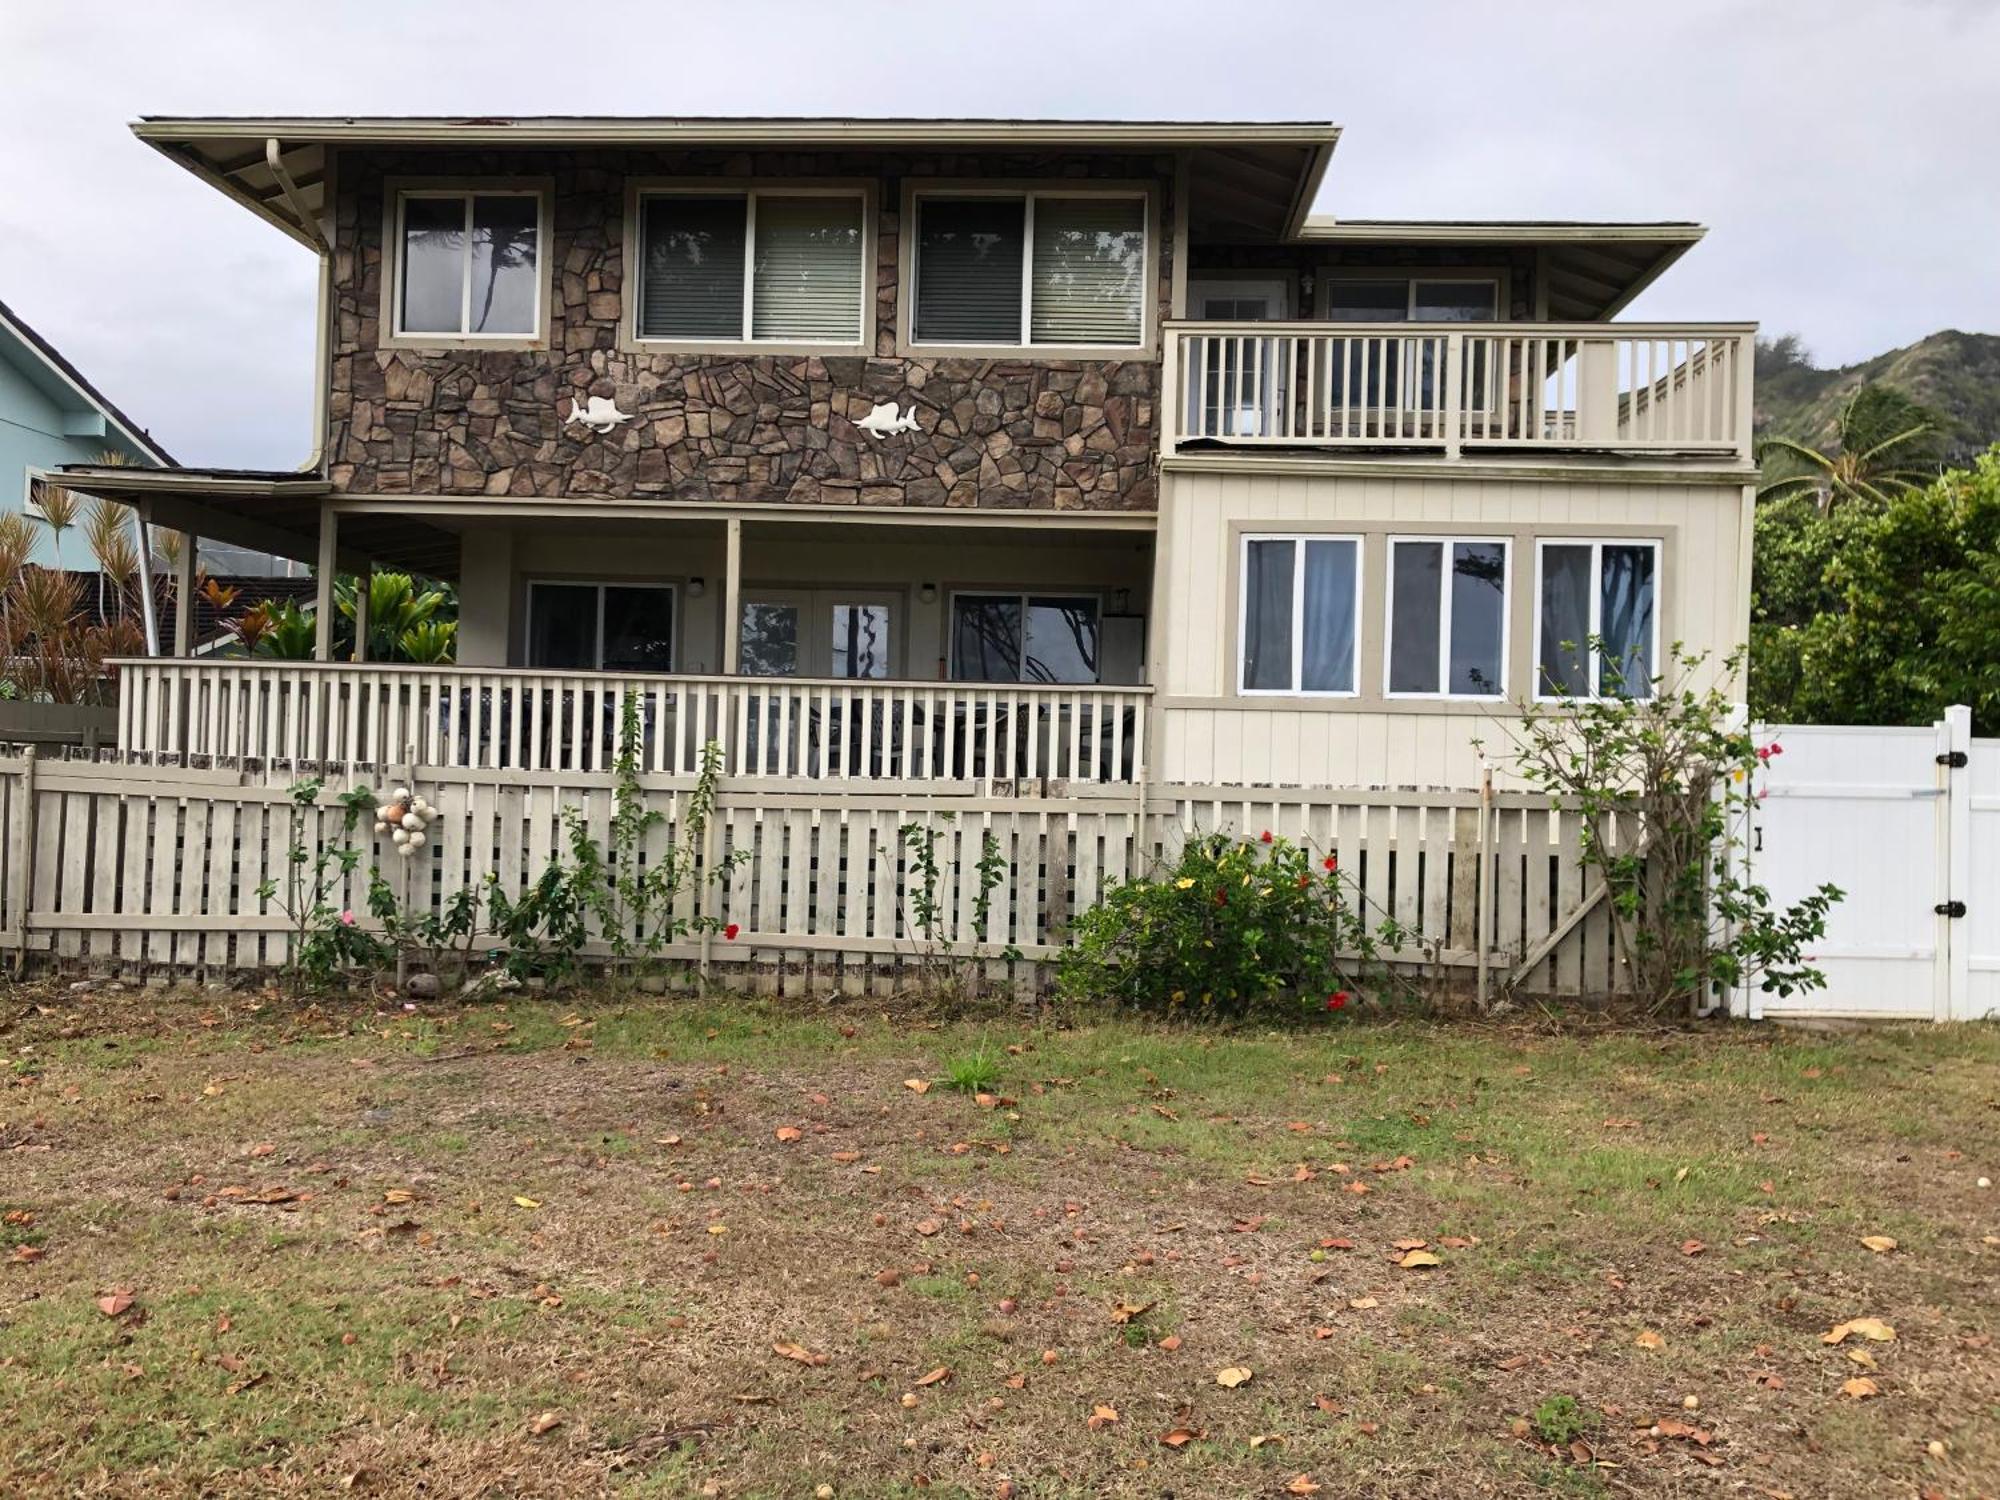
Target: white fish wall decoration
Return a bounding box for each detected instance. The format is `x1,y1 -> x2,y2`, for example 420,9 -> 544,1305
855,401 -> 922,440
565,395 -> 637,435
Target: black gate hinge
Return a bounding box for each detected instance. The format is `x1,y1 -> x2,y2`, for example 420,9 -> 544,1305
1938,750 -> 1969,768
1936,900 -> 1968,918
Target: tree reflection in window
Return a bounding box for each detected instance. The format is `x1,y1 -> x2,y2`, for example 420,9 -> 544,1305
952,594 -> 1099,683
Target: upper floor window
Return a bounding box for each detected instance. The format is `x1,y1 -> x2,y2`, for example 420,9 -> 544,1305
1320,277 -> 1498,323
636,190 -> 867,345
394,190 -> 543,339
1535,540 -> 1658,700
913,192 -> 1148,349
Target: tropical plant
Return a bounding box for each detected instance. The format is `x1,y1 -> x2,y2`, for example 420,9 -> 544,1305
1756,384 -> 1943,512
1753,447 -> 2000,732
243,598 -> 317,659
885,815 -> 1013,996
255,779 -> 388,998
1058,830 -> 1403,1019
1500,643 -> 1841,1014
30,480 -> 79,570
0,564 -> 141,704
83,499 -> 139,621
334,572 -> 456,661
397,618 -> 457,663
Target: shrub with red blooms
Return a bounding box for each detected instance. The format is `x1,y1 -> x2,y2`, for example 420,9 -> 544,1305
1058,831 -> 1407,1019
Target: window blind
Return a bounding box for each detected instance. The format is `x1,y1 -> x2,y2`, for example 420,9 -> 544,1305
751,197 -> 864,341
914,198 -> 1024,344
640,196 -> 747,339
1029,198 -> 1145,345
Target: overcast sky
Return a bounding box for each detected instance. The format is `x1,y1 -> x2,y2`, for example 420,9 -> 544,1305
2,0 -> 1994,469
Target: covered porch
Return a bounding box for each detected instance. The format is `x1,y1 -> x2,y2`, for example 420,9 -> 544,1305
58,474 -> 1156,787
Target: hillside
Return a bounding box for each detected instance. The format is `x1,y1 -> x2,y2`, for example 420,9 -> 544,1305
1754,329 -> 2000,466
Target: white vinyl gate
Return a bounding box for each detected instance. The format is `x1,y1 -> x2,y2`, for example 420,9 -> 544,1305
1748,707 -> 1996,1021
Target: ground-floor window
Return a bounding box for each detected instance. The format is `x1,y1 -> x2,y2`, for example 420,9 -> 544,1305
950,593 -> 1100,684
1386,537 -> 1509,698
1238,534 -> 1360,695
525,581 -> 675,672
1535,540 -> 1659,699
740,592 -> 895,679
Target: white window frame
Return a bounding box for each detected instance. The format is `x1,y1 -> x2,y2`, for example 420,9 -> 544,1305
1314,270 -> 1507,322
524,580 -> 678,673
947,589 -> 1104,685
627,184 -> 873,352
907,187 -> 1153,354
1531,538 -> 1663,702
1383,535 -> 1512,702
388,186 -> 549,344
1235,532 -> 1364,699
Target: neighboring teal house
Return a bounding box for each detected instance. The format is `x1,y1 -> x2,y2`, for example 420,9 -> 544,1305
0,295 -> 171,568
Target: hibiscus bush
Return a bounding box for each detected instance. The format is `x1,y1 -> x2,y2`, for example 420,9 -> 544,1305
1057,830 -> 1407,1019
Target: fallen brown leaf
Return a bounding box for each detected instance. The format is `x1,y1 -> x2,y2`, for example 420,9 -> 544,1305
772,1341 -> 829,1367
1215,1365 -> 1254,1388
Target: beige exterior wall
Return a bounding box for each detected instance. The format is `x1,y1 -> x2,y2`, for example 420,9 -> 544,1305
455,522 -> 1152,680
1153,462 -> 1754,790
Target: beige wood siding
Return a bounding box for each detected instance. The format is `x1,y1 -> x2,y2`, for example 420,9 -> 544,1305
1155,466 -> 1752,789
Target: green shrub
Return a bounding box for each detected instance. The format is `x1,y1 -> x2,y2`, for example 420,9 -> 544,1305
1056,831 -> 1403,1018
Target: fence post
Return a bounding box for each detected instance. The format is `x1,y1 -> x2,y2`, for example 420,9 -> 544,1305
11,746 -> 36,974
1942,704 -> 1972,1021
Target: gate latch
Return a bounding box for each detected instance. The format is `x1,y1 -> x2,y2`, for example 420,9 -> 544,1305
1938,750 -> 1969,768
1936,900 -> 1968,918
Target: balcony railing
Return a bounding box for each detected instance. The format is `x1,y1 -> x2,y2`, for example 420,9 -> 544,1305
1164,321 -> 1754,460
112,660 -> 1149,788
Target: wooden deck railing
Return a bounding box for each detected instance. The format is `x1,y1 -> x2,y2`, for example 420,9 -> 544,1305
111,660 -> 1150,787
1164,320 -> 1755,460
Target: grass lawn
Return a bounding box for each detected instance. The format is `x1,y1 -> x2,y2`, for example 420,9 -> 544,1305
2,987 -> 1996,1498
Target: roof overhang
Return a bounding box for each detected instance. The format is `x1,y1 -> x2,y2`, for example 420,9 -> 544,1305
133,116 -> 1341,250
1297,218 -> 1706,319
54,465 -> 359,571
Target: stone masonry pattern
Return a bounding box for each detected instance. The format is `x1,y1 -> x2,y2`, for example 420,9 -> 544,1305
328,150 -> 1175,510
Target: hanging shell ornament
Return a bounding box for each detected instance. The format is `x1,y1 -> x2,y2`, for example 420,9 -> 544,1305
377,786 -> 438,858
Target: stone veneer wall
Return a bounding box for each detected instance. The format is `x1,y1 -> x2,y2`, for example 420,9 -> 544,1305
328,149 -> 1175,510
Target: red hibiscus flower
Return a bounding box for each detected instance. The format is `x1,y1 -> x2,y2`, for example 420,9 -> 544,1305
1323,855 -> 1337,872
1259,829 -> 1274,843
723,923 -> 740,940
1325,991 -> 1350,1010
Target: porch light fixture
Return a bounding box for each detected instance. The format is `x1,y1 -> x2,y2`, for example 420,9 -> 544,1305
918,582 -> 937,604
688,577 -> 706,597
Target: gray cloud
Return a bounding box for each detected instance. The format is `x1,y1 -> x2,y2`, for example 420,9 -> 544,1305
2,0 -> 1994,466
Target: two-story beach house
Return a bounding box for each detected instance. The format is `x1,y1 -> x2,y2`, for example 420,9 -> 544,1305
39,117 -> 1756,991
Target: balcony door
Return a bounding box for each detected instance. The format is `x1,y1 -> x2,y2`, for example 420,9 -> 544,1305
1319,277 -> 1499,431
739,590 -> 897,679
1188,279 -> 1289,438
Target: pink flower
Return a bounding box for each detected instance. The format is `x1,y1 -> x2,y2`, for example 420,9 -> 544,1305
1259,829 -> 1274,843
724,922 -> 740,941
1326,991 -> 1349,1011
339,910 -> 356,927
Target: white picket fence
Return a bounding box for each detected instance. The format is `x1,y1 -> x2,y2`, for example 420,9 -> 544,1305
1748,708 -> 1997,1021
0,752 -> 1629,996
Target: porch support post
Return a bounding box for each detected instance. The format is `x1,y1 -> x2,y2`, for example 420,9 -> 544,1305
313,504 -> 338,662
351,564 -> 371,663
133,499 -> 161,657
722,516 -> 742,675
171,532 -> 197,657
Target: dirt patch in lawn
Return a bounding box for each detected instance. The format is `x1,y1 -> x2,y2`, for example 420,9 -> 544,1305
1,986 -> 1996,1497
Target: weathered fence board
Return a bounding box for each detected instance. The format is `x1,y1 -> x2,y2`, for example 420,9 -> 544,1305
0,752 -> 1626,996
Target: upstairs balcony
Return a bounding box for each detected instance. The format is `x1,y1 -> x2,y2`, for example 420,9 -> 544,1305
1163,321 -> 1754,464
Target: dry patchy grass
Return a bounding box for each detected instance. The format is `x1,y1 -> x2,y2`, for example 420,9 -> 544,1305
1,986 -> 1997,1497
